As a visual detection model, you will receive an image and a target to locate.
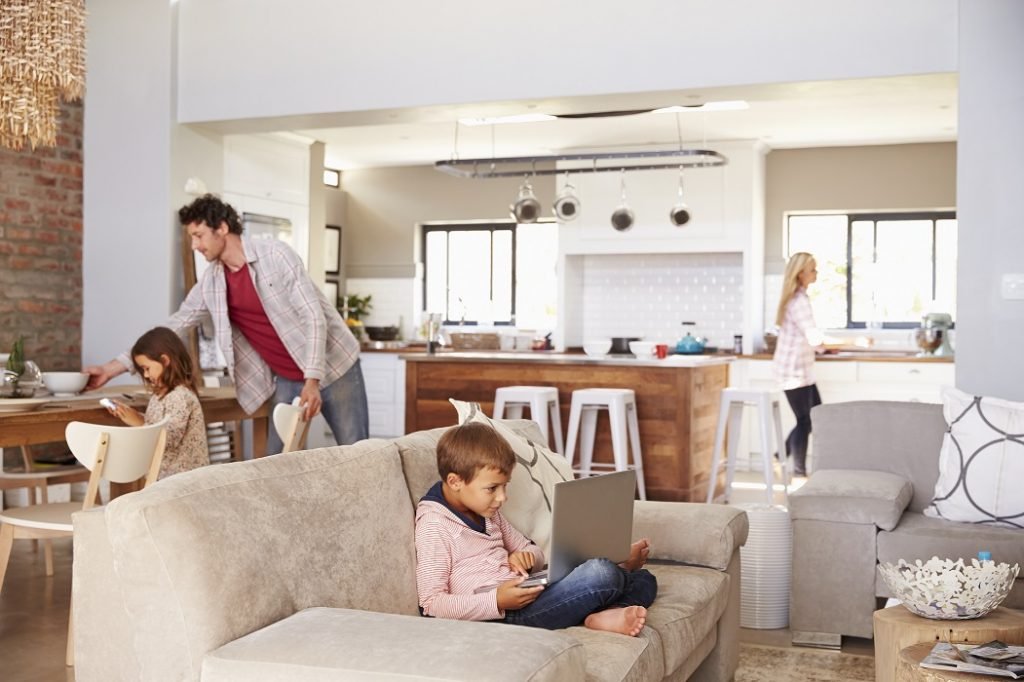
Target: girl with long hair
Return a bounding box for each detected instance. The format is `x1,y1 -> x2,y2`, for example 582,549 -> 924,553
103,327 -> 210,479
773,252 -> 827,477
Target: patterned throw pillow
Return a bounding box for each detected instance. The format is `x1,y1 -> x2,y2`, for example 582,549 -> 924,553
924,387 -> 1024,529
450,399 -> 574,556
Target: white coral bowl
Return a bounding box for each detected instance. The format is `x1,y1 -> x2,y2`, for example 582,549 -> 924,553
879,556 -> 1019,620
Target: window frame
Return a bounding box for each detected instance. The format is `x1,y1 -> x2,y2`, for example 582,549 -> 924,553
785,210 -> 957,329
420,221 -> 520,326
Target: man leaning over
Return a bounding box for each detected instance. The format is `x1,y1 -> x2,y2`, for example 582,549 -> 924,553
86,194 -> 369,454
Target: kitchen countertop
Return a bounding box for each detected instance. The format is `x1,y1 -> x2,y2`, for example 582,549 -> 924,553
374,347 -> 951,363
400,351 -> 733,367
742,352 -> 954,363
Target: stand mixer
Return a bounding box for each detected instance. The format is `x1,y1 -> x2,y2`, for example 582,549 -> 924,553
914,312 -> 954,357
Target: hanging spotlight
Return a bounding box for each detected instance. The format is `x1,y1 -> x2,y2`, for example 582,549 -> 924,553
510,175 -> 541,223
610,169 -> 634,232
669,166 -> 692,227
553,172 -> 581,221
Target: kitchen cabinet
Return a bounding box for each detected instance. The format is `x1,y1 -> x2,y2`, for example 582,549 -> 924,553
303,352 -> 407,446
360,352 -> 406,438
730,358 -> 955,472
403,352 -> 730,502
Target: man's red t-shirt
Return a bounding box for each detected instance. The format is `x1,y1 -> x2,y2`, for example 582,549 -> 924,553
224,264 -> 304,381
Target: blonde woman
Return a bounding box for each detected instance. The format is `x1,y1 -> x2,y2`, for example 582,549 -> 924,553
773,252 -> 827,477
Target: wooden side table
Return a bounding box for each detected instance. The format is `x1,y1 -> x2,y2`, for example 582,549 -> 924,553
874,605 -> 1024,682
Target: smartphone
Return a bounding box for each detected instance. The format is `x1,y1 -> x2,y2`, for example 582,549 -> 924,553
519,574 -> 549,589
99,398 -> 117,410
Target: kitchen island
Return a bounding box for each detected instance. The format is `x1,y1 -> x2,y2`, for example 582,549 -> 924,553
403,351 -> 732,502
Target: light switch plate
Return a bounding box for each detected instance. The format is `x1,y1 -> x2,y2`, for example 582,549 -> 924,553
1002,273 -> 1024,300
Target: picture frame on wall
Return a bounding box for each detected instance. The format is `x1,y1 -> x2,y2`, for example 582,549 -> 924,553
323,280 -> 339,308
324,224 -> 341,275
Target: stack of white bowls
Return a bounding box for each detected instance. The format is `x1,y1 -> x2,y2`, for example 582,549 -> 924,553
736,503 -> 792,629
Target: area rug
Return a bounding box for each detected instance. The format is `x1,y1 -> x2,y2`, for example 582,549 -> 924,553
736,642 -> 875,681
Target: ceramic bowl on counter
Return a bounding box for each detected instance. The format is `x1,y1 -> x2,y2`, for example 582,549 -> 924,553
628,341 -> 657,357
41,371 -> 90,397
583,339 -> 612,357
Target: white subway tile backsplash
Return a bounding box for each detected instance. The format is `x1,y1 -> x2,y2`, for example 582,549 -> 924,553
580,253 -> 744,350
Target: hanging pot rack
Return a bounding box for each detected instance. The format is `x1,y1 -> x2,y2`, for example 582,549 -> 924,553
435,148 -> 726,179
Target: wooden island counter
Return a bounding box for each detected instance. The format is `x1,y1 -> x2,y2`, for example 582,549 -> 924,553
403,351 -> 732,502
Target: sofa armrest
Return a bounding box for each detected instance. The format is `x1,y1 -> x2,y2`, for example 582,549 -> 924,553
632,501 -> 748,571
789,469 -> 913,531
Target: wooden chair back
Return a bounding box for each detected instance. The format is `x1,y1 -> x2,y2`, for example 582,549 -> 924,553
64,419 -> 168,508
272,401 -> 309,453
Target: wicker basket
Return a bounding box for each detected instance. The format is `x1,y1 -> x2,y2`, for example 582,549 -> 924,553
448,332 -> 501,350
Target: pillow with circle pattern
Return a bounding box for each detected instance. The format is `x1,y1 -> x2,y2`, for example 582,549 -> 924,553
924,386 -> 1024,529
450,398 -> 574,556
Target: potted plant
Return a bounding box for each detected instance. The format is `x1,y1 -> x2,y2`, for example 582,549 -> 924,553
2,336 -> 41,398
342,294 -> 372,340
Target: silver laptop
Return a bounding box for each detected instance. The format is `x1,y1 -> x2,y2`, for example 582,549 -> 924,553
520,469 -> 637,587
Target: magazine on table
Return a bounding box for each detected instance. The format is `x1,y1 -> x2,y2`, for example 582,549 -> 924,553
920,641 -> 1024,679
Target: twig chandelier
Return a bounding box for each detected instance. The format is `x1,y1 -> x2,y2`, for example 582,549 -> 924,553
0,0 -> 86,151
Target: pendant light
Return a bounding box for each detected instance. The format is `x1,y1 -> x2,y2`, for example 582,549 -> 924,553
610,170 -> 634,232
553,172 -> 581,221
510,174 -> 541,223
669,166 -> 692,227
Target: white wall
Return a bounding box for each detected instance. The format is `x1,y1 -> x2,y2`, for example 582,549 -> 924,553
175,0 -> 957,125
955,0 -> 1024,401
83,0 -> 176,367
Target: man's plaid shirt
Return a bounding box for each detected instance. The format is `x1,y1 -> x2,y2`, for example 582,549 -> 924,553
119,236 -> 359,414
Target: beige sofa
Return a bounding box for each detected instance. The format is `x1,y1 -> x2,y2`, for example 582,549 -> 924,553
789,401 -> 1024,648
73,420 -> 749,682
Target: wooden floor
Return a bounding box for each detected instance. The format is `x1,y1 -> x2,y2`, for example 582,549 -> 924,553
0,473 -> 871,682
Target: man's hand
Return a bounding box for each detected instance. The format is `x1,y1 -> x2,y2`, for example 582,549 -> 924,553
507,551 -> 536,576
298,378 -> 322,421
84,360 -> 127,390
496,576 -> 544,611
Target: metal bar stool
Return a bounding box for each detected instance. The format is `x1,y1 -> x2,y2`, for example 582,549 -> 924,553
564,388 -> 646,500
706,387 -> 789,505
493,386 -> 564,455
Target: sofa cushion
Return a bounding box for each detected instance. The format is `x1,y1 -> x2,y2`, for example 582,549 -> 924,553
641,563 -> 730,676
811,401 -> 946,512
451,399 -> 576,556
789,469 -> 913,531
925,387 -> 1024,529
103,440 -> 420,682
877,511 -> 1024,570
562,625 -> 666,682
201,607 -> 586,682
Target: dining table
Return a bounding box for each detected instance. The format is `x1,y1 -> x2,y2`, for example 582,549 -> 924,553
0,385 -> 269,496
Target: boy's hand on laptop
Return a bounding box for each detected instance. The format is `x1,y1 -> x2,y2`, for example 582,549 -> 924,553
507,551 -> 536,576
496,577 -> 544,611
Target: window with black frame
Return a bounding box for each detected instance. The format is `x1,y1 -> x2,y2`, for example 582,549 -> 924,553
421,221 -> 557,328
785,211 -> 957,329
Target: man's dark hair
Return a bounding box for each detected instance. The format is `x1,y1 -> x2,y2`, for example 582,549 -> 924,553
178,194 -> 243,235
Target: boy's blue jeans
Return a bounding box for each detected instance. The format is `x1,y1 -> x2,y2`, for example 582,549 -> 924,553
266,360 -> 370,455
502,559 -> 657,630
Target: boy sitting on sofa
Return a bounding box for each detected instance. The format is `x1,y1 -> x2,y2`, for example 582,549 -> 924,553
415,422 -> 657,636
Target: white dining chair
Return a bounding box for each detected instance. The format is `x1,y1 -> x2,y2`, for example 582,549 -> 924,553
273,398 -> 309,454
0,418 -> 168,667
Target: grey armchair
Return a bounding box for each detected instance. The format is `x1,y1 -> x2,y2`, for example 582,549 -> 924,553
788,400 -> 1024,647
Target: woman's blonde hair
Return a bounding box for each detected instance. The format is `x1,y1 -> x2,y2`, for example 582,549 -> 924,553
775,252 -> 816,326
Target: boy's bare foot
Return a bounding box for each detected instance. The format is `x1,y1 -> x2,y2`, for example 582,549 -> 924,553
584,606 -> 647,636
618,539 -> 651,572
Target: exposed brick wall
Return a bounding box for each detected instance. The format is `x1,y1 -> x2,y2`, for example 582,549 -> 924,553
0,99 -> 83,372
